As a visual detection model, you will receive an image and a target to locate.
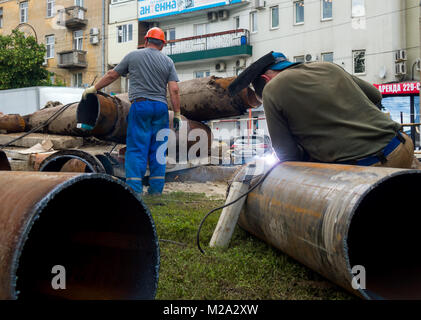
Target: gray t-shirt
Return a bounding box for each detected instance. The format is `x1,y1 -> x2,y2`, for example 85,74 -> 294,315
114,48 -> 179,104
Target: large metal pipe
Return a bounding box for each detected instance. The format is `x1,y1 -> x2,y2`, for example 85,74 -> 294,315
0,172 -> 159,300
169,76 -> 261,122
237,162 -> 421,299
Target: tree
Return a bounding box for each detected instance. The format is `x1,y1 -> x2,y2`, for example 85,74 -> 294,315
0,30 -> 53,89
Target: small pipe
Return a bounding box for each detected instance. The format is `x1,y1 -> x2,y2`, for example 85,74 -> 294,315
0,150 -> 11,171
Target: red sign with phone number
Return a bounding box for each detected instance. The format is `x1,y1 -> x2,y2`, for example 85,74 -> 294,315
373,82 -> 420,95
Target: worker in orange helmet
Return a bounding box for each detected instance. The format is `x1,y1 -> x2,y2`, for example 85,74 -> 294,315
82,27 -> 181,196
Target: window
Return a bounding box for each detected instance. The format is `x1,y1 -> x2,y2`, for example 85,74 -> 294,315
75,0 -> 84,7
321,0 -> 332,20
194,23 -> 208,44
45,35 -> 55,59
20,1 -> 28,23
352,0 -> 365,17
73,30 -> 83,50
321,52 -> 333,63
0,8 -> 3,28
294,55 -> 305,63
47,0 -> 55,18
250,11 -> 258,33
353,50 -> 366,74
117,24 -> 133,43
294,0 -> 304,24
234,16 -> 240,29
271,6 -> 279,29
194,70 -> 210,78
73,73 -> 83,88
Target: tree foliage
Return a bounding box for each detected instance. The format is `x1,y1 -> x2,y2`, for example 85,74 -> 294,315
0,30 -> 53,89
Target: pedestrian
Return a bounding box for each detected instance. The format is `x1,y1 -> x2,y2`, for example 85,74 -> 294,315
228,51 -> 421,169
82,27 -> 182,195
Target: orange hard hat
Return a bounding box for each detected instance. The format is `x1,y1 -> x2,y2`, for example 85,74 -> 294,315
145,27 -> 166,44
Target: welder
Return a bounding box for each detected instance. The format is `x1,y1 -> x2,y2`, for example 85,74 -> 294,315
82,27 -> 181,195
228,51 -> 421,169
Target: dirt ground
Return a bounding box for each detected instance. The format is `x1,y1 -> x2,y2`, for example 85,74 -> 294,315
163,181 -> 228,199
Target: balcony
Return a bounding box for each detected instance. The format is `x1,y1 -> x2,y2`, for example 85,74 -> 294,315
64,6 -> 87,29
160,29 -> 252,64
57,50 -> 87,69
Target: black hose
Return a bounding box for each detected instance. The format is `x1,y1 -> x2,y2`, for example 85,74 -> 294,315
0,102 -> 77,150
196,161 -> 280,254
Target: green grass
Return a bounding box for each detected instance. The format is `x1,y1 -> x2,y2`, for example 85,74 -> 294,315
143,191 -> 354,300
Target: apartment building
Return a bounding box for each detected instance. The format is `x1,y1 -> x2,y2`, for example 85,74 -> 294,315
0,0 -> 108,88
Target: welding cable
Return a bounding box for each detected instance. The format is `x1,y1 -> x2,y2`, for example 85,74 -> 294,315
0,102 -> 77,150
196,161 -> 281,254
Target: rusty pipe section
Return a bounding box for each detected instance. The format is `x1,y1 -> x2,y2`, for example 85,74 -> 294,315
170,76 -> 261,122
0,114 -> 26,133
237,162 -> 421,299
77,93 -> 213,153
39,149 -> 107,174
0,172 -> 159,300
0,150 -> 11,171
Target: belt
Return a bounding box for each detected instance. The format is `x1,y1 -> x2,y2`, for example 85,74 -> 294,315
131,97 -> 150,104
342,132 -> 405,166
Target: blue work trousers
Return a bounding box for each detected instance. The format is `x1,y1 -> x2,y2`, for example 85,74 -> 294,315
125,99 -> 169,194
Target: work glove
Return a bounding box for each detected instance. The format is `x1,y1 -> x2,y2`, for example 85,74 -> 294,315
82,86 -> 97,100
173,111 -> 181,131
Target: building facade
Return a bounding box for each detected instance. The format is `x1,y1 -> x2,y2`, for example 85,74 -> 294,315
0,0 -> 108,88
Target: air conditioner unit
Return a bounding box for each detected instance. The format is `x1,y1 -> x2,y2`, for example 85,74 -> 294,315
218,10 -> 229,20
305,54 -> 313,62
207,11 -> 218,22
395,49 -> 407,62
236,58 -> 246,68
215,62 -> 226,72
90,36 -> 99,45
254,0 -> 265,9
395,62 -> 407,75
90,28 -> 99,36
